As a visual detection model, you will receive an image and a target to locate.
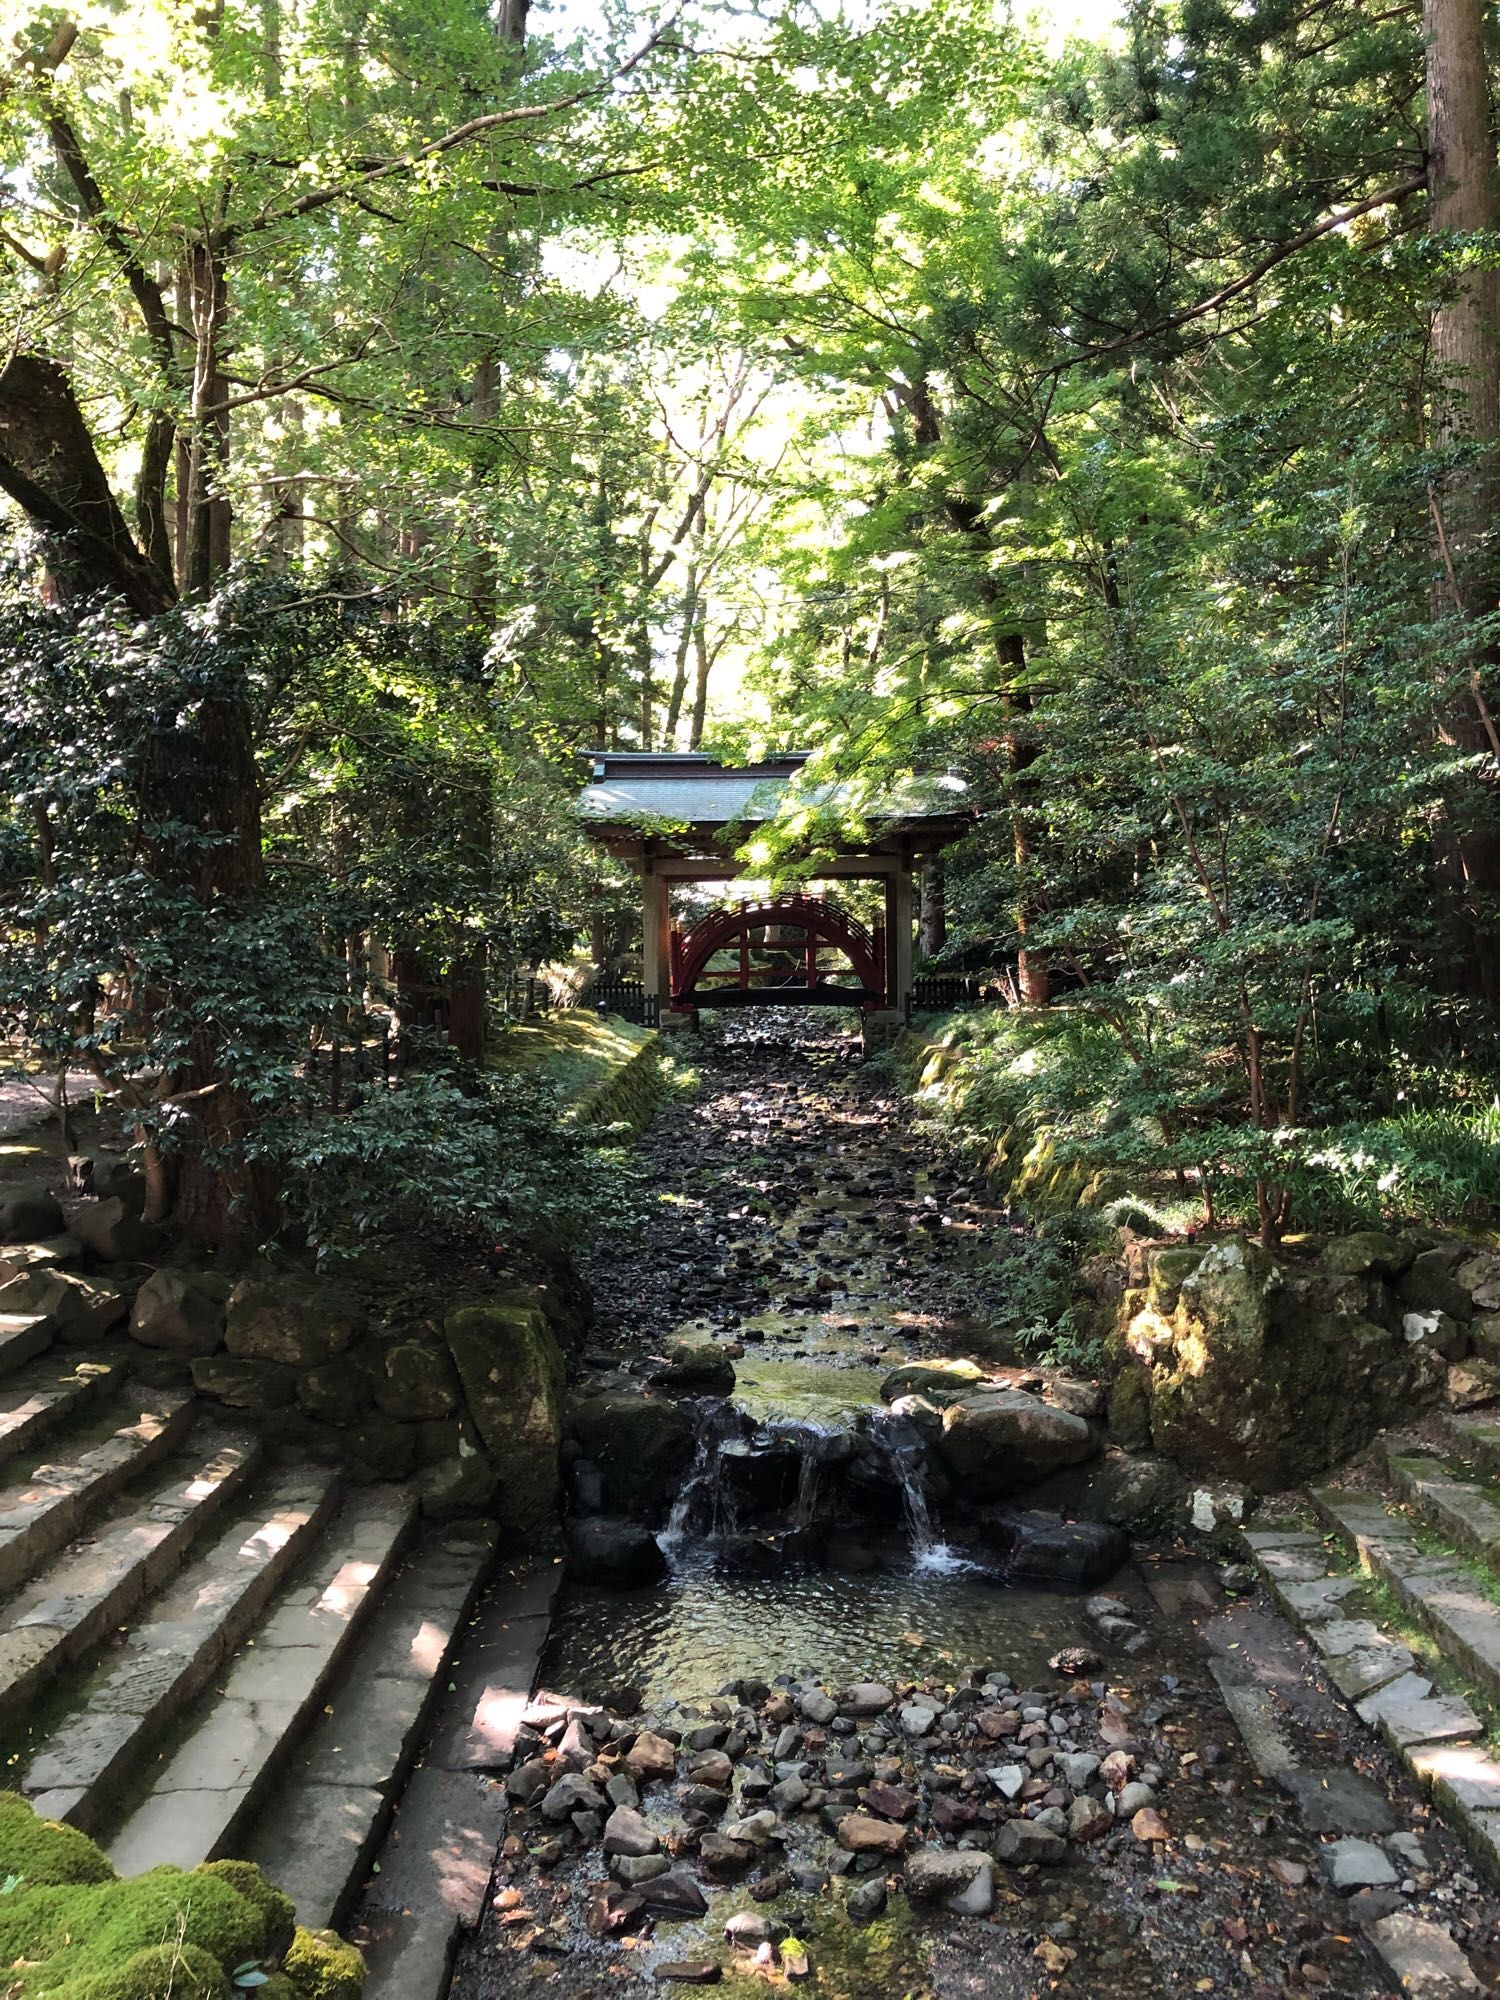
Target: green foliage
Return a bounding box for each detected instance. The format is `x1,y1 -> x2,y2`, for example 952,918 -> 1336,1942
970,1209 -> 1112,1371
256,1063 -> 635,1257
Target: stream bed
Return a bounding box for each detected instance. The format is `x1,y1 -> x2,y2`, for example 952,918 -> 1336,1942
452,1016 -> 1496,2000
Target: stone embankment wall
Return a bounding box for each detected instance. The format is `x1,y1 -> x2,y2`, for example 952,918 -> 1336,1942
0,1013 -> 667,1550
893,1016 -> 1500,1503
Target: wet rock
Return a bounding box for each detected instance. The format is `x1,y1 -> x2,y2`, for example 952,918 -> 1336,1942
798,1689 -> 836,1725
838,1681 -> 894,1716
988,1509 -> 1128,1587
566,1388 -> 695,1518
568,1517 -> 668,1587
640,1871 -> 710,1918
541,1774 -> 605,1822
1068,1795 -> 1112,1843
846,1878 -> 887,1921
604,1804 -> 660,1856
880,1359 -> 985,1405
652,1337 -> 736,1394
865,1782 -> 917,1822
612,1853 -> 671,1886
1323,1837 -> 1398,1893
448,1295 -> 568,1538
937,1390 -> 1097,1498
655,1966 -> 721,1986
905,1848 -> 993,1910
994,1819 -> 1066,1865
625,1730 -> 679,1780
836,1812 -> 908,1855
699,1834 -> 754,1877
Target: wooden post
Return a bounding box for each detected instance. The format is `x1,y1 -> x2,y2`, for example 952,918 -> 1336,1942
891,863 -> 915,1016
641,867 -> 671,1007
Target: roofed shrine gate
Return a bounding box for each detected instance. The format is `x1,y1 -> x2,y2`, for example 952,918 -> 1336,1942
575,752 -> 971,1039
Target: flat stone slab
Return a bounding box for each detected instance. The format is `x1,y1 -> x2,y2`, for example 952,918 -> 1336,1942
354,1767 -> 507,2000
1388,1455 -> 1500,1566
1367,1910 -> 1482,1995
108,1488 -> 413,1874
21,1468 -> 338,1826
1206,1659 -> 1296,1779
244,1527 -> 496,1930
1323,1836 -> 1398,1892
0,1392 -> 194,1594
1278,1768 -> 1397,1837
1312,1489 -> 1420,1544
1356,1671 -> 1481,1749
1394,1570 -> 1500,1703
1243,1529 -> 1324,1550
0,1316 -> 53,1377
0,1350 -> 124,1465
1409,1741 -> 1500,1817
0,1431 -> 256,1715
1279,1575 -> 1364,1619
1325,1641 -> 1419,1702
1257,1547 -> 1333,1584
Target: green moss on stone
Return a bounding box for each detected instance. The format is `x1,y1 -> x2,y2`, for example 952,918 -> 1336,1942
0,1790 -> 115,1885
283,1926 -> 365,2000
196,1860 -> 295,1961
48,1941 -> 230,2000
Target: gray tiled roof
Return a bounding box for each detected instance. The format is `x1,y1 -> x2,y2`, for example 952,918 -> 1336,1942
575,754 -> 968,828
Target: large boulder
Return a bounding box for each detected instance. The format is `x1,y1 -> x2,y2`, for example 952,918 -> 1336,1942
1397,1246 -> 1475,1323
417,1443 -> 500,1521
1027,1449 -> 1188,1533
985,1508 -> 1129,1586
566,1389 -> 696,1519
568,1516 -> 668,1587
372,1340 -> 463,1421
225,1279 -> 364,1367
936,1389 -> 1096,1500
0,1267 -> 124,1342
190,1354 -> 298,1409
129,1268 -> 232,1355
0,1187 -> 64,1242
445,1293 -> 567,1541
1322,1231 -> 1413,1280
70,1197 -> 162,1263
1113,1234 -> 1449,1488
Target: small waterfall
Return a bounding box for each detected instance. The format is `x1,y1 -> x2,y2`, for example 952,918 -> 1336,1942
662,1404 -> 744,1555
871,1412 -> 969,1575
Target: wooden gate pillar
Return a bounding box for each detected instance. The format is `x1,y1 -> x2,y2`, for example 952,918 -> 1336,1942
885,864 -> 915,1014
641,867 -> 671,1006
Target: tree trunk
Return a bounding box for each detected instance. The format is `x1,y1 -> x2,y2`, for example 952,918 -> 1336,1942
1426,0 -> 1500,1000
183,237 -> 233,594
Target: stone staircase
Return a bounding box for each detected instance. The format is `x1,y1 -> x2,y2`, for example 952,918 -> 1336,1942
1243,1414 -> 1500,1891
0,1335 -> 499,1945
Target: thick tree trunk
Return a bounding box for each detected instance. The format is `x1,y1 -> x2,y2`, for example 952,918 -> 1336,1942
1426,0 -> 1500,1000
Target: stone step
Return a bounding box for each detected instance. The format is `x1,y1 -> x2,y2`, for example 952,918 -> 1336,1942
241,1522 -> 497,1930
0,1350 -> 126,1466
1382,1442 -> 1500,1569
106,1484 -> 417,1877
1443,1412 -> 1500,1484
1311,1485 -> 1500,1710
22,1464 -> 343,1831
0,1389 -> 196,1597
0,1429 -> 261,1724
0,1314 -> 54,1378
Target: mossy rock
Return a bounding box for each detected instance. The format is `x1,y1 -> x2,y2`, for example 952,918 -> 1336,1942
446,1295 -> 566,1539
1145,1248 -> 1204,1315
1321,1230 -> 1412,1279
49,1941 -> 230,1999
565,1388 -> 694,1521
372,1341 -> 462,1421
0,1789 -> 115,1885
0,1870 -> 265,1995
296,1355 -> 374,1425
880,1358 -> 985,1406
283,1926 -> 365,2000
196,1860 -> 295,1962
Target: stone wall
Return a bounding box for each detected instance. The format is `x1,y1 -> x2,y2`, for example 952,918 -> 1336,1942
1102,1232 -> 1500,1490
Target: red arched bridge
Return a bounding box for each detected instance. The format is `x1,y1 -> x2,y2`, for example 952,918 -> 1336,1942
670,894 -> 886,1010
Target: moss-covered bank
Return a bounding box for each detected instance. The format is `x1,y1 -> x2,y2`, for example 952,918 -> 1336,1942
0,1790 -> 361,1999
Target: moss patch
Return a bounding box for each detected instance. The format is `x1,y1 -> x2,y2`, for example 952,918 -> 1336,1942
0,1794 -> 362,1999
283,1926 -> 365,2000
490,1013 -> 651,1105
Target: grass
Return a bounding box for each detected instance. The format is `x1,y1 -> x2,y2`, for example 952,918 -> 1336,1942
489,1011 -> 653,1108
